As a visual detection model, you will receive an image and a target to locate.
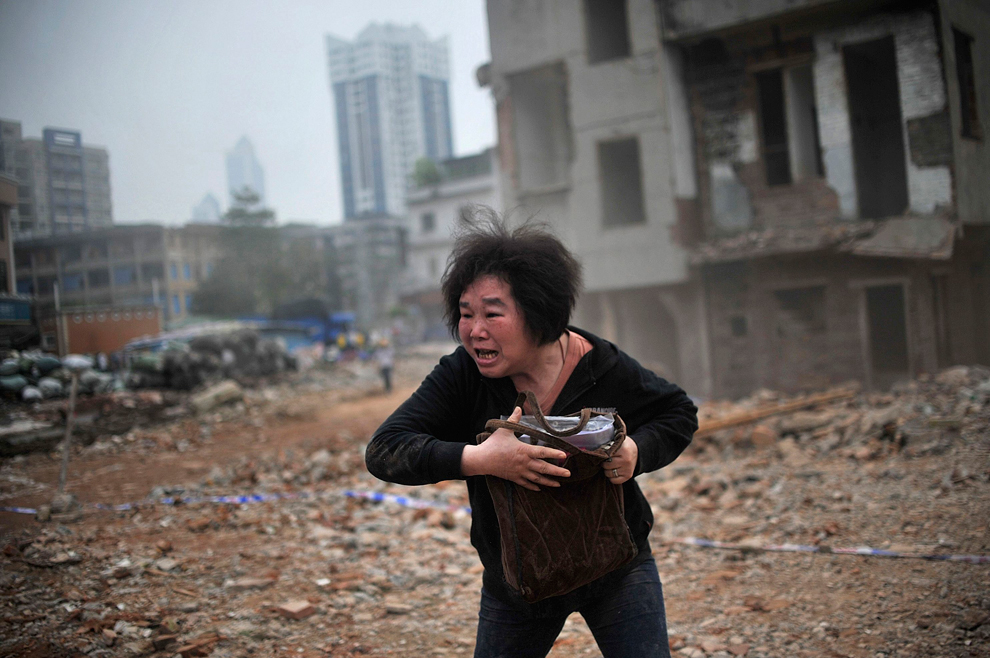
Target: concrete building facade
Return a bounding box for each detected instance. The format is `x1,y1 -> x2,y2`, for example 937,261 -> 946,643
13,224 -> 221,329
400,148 -> 500,339
0,126 -> 34,348
0,172 -> 16,295
657,0 -> 990,397
328,217 -> 407,329
0,121 -> 113,238
485,0 -> 707,392
485,0 -> 990,398
327,24 -> 454,219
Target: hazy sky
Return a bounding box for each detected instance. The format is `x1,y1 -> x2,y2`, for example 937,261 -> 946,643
0,0 -> 495,225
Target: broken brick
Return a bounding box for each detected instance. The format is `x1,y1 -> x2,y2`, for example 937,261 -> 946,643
276,600 -> 316,620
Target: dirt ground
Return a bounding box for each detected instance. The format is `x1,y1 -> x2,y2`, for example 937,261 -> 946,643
1,353 -> 989,657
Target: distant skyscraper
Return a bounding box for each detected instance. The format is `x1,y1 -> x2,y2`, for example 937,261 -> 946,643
327,24 -> 454,220
191,192 -> 222,223
225,136 -> 265,205
0,120 -> 113,237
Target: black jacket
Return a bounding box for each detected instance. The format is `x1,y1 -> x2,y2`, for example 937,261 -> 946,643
366,327 -> 698,609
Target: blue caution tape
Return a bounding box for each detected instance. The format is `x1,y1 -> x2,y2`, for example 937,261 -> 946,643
9,492 -> 982,564
0,488 -> 469,517
343,489 -> 471,514
0,506 -> 40,515
673,537 -> 990,564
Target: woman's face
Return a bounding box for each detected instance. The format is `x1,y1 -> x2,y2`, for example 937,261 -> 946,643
458,275 -> 540,379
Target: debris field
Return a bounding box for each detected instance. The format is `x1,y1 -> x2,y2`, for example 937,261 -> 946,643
1,349 -> 988,658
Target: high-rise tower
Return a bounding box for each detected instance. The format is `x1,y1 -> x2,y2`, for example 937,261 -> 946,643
327,24 -> 454,220
0,121 -> 113,237
225,137 -> 265,205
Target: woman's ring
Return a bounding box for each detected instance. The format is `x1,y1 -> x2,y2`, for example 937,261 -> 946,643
610,468 -> 619,478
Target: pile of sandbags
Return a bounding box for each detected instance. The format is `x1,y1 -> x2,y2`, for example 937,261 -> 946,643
0,351 -> 118,401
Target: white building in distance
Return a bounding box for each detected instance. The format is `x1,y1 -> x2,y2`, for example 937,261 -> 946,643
327,24 -> 454,220
400,148 -> 499,340
191,193 -> 222,223
225,136 -> 265,205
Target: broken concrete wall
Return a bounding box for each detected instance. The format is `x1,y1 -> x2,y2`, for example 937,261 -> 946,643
684,34 -> 841,235
487,0 -> 692,291
938,0 -> 990,225
702,233 -> 988,398
814,9 -> 954,218
659,0 -> 837,41
487,0 -> 704,391
573,278 -> 711,398
682,7 -> 956,235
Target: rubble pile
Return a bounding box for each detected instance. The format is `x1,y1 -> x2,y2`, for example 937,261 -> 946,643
128,329 -> 298,391
0,329 -> 298,410
0,360 -> 987,657
694,365 -> 990,462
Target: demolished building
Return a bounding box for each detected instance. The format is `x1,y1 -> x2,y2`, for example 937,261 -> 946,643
484,0 -> 990,398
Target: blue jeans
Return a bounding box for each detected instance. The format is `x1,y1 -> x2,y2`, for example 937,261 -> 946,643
474,557 -> 671,658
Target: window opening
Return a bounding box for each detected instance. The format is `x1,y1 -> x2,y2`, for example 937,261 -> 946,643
931,274 -> 952,368
953,28 -> 981,139
729,315 -> 748,338
843,36 -> 909,218
756,69 -> 791,186
774,286 -> 826,335
599,137 -> 647,227
865,284 -> 910,389
509,63 -> 571,191
88,269 -> 110,289
784,65 -> 824,180
584,0 -> 631,64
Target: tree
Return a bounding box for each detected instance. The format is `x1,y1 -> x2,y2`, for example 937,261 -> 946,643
223,187 -> 275,227
192,188 -> 288,317
412,157 -> 441,188
191,225 -> 334,319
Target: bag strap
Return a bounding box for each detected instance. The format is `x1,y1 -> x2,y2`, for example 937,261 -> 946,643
512,391 -> 591,437
483,418 -> 582,455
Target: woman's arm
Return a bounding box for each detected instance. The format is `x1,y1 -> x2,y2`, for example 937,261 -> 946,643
614,353 -> 699,476
365,352 -> 475,485
366,349 -> 571,488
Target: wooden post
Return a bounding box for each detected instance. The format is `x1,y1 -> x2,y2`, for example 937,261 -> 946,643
56,372 -> 79,495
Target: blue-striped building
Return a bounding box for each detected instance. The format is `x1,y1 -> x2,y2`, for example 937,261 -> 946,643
327,24 -> 454,220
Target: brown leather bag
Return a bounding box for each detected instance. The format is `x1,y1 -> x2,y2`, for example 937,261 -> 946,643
477,391 -> 638,603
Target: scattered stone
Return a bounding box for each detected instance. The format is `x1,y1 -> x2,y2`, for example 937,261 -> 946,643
191,380 -> 244,414
152,634 -> 179,651
959,610 -> 990,631
224,577 -> 276,591
276,600 -> 316,620
385,602 -> 414,615
51,492 -> 80,514
154,557 -> 179,571
750,424 -> 777,449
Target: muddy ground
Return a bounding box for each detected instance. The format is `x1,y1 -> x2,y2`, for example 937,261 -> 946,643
1,349 -> 989,657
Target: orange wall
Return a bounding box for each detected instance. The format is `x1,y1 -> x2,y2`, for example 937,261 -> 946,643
62,307 -> 161,354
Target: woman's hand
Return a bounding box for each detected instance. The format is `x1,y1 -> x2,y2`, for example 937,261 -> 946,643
461,406 -> 571,491
603,436 -> 638,485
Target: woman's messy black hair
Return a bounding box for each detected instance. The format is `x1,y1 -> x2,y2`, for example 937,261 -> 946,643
441,206 -> 583,346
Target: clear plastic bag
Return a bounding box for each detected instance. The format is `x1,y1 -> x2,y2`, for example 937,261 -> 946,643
508,414 -> 616,450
